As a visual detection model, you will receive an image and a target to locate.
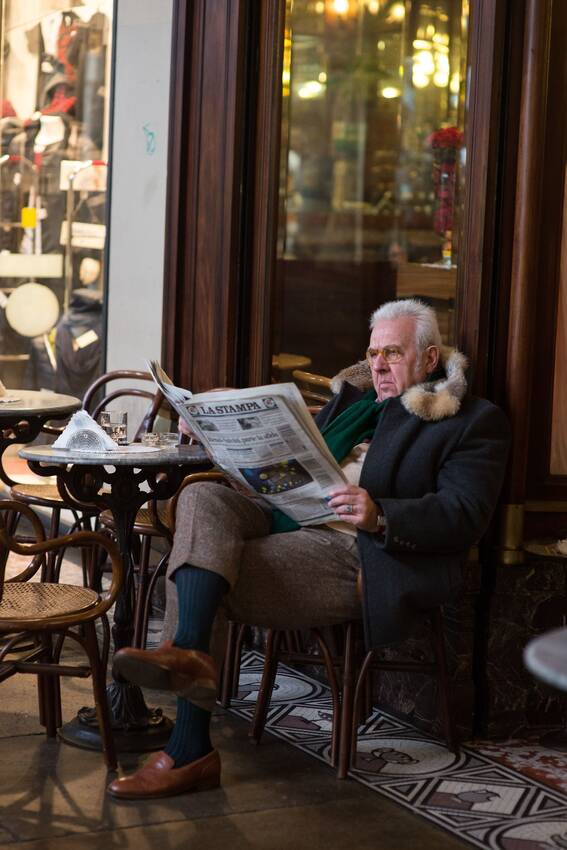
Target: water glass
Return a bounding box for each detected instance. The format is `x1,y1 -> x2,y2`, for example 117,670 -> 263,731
99,410 -> 128,445
159,432 -> 179,448
141,432 -> 160,447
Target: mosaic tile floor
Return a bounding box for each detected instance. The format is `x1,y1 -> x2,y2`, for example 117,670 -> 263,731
229,651 -> 567,850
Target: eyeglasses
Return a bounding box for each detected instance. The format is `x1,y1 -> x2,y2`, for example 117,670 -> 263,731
366,345 -> 404,364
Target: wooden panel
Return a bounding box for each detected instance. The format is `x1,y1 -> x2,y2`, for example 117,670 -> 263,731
525,0 -> 567,500
504,0 -> 553,502
456,0 -> 510,396
550,170 -> 567,474
162,0 -> 248,392
247,1 -> 286,387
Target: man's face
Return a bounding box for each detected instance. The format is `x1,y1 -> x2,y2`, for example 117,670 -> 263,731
368,316 -> 439,401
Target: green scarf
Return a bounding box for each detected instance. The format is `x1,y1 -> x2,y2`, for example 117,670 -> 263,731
271,390 -> 388,533
270,367 -> 445,533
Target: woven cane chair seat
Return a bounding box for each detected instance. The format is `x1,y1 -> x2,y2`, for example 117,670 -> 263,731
0,583 -> 99,621
10,483 -> 65,506
99,507 -> 171,536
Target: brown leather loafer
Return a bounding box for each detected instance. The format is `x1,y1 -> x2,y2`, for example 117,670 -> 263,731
112,642 -> 219,711
107,749 -> 221,800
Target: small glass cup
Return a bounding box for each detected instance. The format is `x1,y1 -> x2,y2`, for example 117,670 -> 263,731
99,410 -> 128,445
141,432 -> 160,447
158,431 -> 179,449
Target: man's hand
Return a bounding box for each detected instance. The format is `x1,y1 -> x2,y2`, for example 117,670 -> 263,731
178,418 -> 196,440
328,485 -> 382,533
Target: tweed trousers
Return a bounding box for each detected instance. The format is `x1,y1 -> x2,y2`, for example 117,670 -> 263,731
161,482 -> 362,656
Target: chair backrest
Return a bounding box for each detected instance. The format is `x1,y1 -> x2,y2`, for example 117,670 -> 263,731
0,501 -> 123,619
0,501 -> 47,603
82,369 -> 176,442
292,369 -> 333,412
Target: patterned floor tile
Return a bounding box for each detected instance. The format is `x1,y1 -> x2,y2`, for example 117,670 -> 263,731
229,651 -> 567,850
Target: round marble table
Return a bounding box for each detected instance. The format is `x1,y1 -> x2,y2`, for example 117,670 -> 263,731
19,442 -> 210,752
0,390 -> 81,488
525,627 -> 567,692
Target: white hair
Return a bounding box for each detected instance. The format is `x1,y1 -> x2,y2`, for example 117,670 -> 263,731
370,299 -> 442,351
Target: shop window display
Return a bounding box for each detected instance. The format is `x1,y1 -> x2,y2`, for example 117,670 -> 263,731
0,1 -> 112,395
272,0 -> 468,381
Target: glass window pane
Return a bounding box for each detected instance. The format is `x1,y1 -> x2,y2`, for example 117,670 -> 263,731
272,0 -> 468,381
0,1 -> 113,396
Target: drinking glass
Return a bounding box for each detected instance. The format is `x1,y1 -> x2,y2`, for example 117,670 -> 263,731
99,410 -> 128,445
158,432 -> 179,448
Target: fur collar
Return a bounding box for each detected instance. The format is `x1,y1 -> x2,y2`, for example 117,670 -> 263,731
331,346 -> 468,422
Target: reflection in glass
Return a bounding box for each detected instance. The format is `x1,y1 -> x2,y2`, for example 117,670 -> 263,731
0,1 -> 113,396
273,0 -> 468,381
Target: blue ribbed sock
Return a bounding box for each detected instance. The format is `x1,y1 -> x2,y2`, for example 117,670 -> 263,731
165,564 -> 228,767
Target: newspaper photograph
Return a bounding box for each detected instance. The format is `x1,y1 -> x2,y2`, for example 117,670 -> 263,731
147,361 -> 346,526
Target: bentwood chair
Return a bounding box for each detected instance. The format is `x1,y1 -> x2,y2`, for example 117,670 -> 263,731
251,608 -> 459,779
215,371 -> 459,777
9,370 -> 169,584
0,500 -> 123,769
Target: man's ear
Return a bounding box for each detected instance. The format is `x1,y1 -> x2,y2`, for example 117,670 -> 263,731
424,345 -> 440,374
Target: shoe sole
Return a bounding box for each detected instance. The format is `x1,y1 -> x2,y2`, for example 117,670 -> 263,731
113,655 -> 217,711
107,775 -> 221,801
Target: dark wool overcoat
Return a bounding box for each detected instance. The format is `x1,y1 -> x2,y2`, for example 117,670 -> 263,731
316,347 -> 510,650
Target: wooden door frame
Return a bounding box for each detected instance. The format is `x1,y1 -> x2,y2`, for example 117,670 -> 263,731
161,0 -> 249,392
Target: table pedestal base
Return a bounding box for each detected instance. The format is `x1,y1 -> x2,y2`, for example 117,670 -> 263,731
58,713 -> 174,753
58,681 -> 174,753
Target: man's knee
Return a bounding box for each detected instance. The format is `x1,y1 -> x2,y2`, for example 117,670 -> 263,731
176,481 -> 229,523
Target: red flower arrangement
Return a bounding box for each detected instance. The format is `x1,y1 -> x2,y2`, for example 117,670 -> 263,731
427,126 -> 465,237
427,126 -> 464,151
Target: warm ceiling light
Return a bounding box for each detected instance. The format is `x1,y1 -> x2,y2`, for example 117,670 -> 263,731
412,68 -> 430,88
387,2 -> 405,22
415,50 -> 435,74
367,0 -> 380,12
315,1 -> 325,11
318,71 -> 327,82
381,86 -> 401,98
377,39 -> 386,50
333,0 -> 350,14
449,72 -> 460,94
298,80 -> 325,99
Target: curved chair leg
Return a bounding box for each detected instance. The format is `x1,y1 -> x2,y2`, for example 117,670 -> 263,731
141,551 -> 169,649
231,624 -> 247,698
431,610 -> 459,754
250,630 -> 282,743
350,649 -> 375,770
83,620 -> 116,770
220,621 -> 239,708
312,627 -> 342,767
338,622 -> 356,779
37,634 -> 58,737
42,508 -> 61,582
133,535 -> 152,648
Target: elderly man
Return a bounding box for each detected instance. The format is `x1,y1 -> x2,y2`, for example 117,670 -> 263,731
108,299 -> 509,799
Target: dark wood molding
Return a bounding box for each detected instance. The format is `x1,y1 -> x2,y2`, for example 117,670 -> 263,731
162,0 -> 196,386
246,1 -> 286,387
526,0 -> 567,501
456,0 -> 508,397
504,0 -> 553,502
162,0 -> 249,392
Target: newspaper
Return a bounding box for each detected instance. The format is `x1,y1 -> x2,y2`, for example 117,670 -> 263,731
147,361 -> 346,526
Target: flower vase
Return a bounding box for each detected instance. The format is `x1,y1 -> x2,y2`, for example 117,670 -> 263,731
432,151 -> 457,239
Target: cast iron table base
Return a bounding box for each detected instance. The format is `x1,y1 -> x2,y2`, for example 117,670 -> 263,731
23,445 -> 209,752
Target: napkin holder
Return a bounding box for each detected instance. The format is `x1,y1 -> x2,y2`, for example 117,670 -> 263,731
53,410 -> 118,452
